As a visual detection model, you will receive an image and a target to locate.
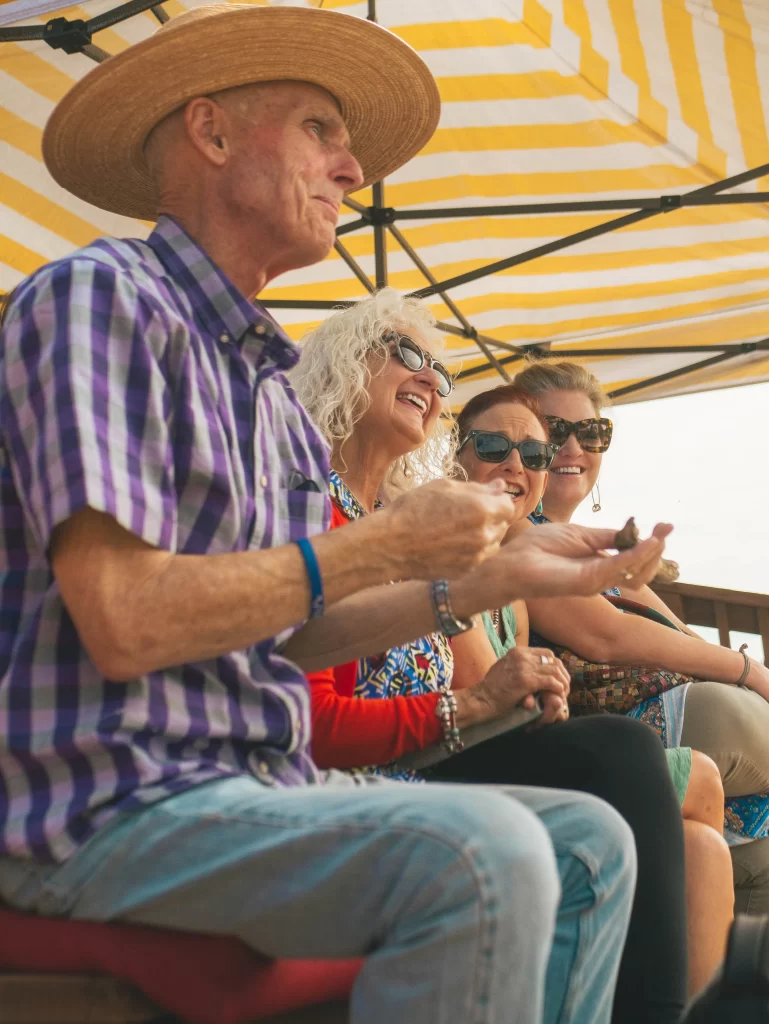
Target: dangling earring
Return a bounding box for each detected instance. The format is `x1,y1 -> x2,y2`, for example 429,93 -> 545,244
591,481 -> 602,513
535,498 -> 544,516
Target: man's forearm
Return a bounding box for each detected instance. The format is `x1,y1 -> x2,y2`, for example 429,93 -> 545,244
53,506 -> 407,680
283,569 -> 500,671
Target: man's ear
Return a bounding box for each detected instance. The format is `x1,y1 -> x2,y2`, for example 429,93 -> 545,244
184,97 -> 230,167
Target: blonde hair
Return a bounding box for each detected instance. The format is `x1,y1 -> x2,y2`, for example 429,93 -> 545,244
513,359 -> 608,415
292,288 -> 454,498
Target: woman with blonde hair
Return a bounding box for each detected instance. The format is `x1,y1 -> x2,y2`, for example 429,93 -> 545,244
513,358 -> 769,918
294,288 -> 703,1021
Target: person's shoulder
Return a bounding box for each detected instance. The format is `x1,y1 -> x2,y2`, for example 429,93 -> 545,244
8,235 -> 166,318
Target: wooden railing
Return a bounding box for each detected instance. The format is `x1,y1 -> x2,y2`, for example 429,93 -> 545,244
651,581 -> 769,667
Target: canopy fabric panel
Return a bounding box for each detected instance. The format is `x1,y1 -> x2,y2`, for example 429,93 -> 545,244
1,0 -> 768,406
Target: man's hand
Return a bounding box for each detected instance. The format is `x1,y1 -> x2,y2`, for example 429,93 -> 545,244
456,646 -> 570,727
375,478 -> 516,579
475,521 -> 673,607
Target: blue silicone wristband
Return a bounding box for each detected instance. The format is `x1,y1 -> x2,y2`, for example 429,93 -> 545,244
296,537 -> 324,618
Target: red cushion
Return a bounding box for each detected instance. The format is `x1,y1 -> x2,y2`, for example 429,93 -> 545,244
0,906 -> 360,1023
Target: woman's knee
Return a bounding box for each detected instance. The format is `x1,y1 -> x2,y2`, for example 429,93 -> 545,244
681,751 -> 725,832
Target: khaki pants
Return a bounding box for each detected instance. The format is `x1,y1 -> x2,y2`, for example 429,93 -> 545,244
681,682 -> 769,915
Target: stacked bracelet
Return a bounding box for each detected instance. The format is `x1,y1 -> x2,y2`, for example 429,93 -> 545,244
435,685 -> 464,755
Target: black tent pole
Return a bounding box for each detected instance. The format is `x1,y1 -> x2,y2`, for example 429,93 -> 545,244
387,223 -> 515,381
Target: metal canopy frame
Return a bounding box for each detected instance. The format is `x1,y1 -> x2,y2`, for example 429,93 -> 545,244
2,0 -> 769,400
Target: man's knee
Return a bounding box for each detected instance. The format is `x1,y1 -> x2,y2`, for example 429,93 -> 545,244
415,786 -> 561,913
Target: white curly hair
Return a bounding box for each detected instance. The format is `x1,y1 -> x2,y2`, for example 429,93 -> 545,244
291,288 -> 455,498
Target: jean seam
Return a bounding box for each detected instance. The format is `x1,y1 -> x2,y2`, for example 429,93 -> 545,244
554,843 -> 604,1023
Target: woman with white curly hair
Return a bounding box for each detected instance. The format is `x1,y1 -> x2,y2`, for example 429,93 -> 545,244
293,288 -> 695,1024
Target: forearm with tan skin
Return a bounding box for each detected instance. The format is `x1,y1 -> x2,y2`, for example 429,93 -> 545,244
51,477 -> 514,681
525,588 -> 769,693
52,500 -> 668,691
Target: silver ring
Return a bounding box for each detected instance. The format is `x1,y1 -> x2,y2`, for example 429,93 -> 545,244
620,569 -> 635,581
540,655 -> 550,665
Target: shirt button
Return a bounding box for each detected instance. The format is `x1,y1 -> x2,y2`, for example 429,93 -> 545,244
255,324 -> 266,336
259,474 -> 268,488
219,332 -> 230,344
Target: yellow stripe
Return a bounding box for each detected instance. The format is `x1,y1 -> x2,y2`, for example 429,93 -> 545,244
438,288 -> 769,350
0,171 -> 103,250
563,0 -> 592,47
661,0 -> 728,178
336,208 -> 766,262
0,235 -> 47,277
0,108 -> 43,161
394,21 -> 543,51
608,0 -> 650,93
522,0 -> 552,45
713,0 -> 769,190
0,43 -> 77,104
270,280 -> 769,349
554,307 -> 769,352
421,119 -> 654,155
265,234 -> 769,302
435,72 -> 596,103
379,165 -> 705,209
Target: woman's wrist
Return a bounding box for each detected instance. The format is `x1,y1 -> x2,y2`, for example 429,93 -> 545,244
454,686 -> 494,729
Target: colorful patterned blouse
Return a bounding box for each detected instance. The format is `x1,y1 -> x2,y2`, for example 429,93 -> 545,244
329,471 -> 453,781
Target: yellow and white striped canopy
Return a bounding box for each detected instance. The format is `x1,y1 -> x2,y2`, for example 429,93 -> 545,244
1,0 -> 768,406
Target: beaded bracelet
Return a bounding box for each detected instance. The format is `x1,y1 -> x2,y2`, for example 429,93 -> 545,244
435,685 -> 464,755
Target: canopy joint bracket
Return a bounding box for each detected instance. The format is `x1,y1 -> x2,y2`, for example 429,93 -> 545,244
43,17 -> 110,61
367,206 -> 397,226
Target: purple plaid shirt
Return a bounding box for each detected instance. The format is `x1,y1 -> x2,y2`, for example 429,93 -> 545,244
0,217 -> 330,862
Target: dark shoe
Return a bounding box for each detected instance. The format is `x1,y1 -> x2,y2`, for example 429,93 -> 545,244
682,914 -> 769,1023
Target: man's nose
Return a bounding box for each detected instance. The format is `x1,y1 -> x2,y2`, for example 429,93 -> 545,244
334,147 -> 364,193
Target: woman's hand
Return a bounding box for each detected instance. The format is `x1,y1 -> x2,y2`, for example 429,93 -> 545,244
476,521 -> 673,608
455,646 -> 571,727
533,691 -> 570,728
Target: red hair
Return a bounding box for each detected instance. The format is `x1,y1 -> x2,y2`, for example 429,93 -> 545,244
455,385 -> 549,442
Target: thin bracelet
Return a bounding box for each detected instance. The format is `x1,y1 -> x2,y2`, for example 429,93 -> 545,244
295,537 -> 324,618
735,643 -> 751,686
435,685 -> 464,755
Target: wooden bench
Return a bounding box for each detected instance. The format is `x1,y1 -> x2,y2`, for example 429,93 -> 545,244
0,973 -> 347,1023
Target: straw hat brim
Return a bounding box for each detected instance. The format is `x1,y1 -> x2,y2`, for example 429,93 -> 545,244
42,5 -> 441,221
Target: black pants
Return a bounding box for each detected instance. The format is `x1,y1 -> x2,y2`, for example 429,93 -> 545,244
430,715 -> 687,1024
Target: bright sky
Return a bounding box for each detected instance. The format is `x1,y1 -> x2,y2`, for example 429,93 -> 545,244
570,380 -> 769,658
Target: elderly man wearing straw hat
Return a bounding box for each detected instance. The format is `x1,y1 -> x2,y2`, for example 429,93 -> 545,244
0,5 -> 676,1021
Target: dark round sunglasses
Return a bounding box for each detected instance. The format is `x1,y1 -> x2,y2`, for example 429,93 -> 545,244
458,430 -> 559,470
544,415 -> 613,454
384,331 -> 454,398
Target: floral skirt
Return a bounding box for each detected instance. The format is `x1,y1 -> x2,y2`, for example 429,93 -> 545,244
628,685 -> 769,846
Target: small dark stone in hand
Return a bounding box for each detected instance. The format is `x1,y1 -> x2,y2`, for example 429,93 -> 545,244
614,517 -> 640,550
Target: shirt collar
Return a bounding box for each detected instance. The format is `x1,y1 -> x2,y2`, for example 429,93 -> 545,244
147,215 -> 299,370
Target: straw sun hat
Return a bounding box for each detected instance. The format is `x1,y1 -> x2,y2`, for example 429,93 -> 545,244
42,3 -> 441,220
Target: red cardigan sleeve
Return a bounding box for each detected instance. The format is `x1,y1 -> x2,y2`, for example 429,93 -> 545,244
308,504 -> 442,770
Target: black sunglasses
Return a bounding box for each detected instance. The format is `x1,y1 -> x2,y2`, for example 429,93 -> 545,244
458,430 -> 559,470
544,416 -> 613,454
384,332 -> 454,398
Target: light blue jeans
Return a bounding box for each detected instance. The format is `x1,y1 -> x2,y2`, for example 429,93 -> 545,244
0,774 -> 636,1024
